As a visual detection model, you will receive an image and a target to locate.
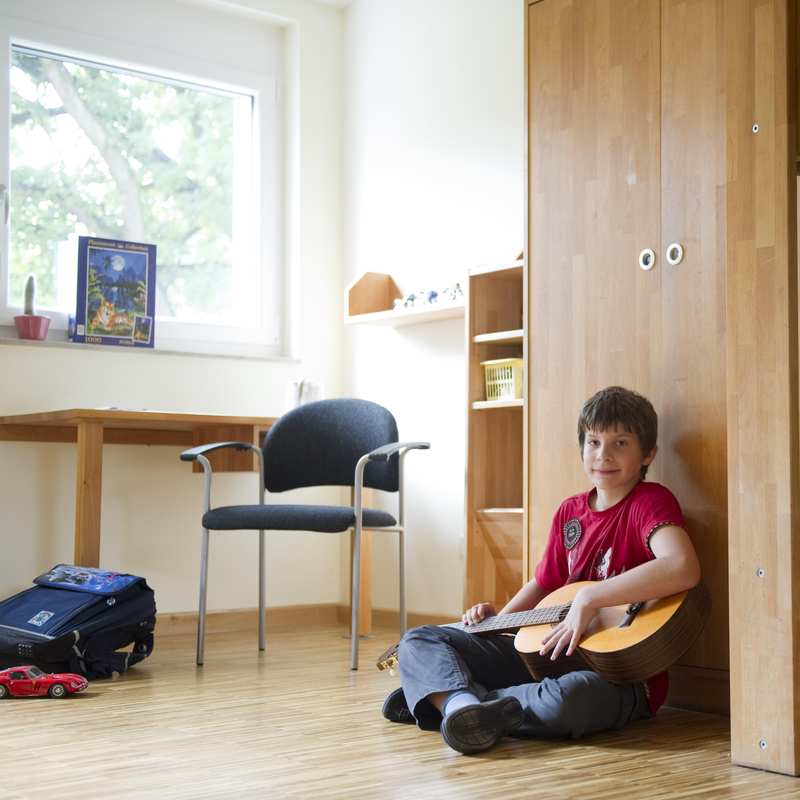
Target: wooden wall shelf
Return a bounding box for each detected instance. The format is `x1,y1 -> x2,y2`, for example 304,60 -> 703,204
344,271 -> 465,327
345,301 -> 465,327
345,272 -> 401,316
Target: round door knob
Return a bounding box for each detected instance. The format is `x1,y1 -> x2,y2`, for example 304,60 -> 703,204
666,242 -> 684,266
638,248 -> 656,271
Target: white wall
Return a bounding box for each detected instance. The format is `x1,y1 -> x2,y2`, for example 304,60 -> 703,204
0,0 -> 526,620
0,0 -> 345,613
342,0 -> 524,616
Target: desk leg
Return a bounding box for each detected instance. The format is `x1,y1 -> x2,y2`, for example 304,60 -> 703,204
74,421 -> 103,567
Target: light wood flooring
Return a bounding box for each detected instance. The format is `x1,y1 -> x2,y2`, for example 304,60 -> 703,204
5,623 -> 800,799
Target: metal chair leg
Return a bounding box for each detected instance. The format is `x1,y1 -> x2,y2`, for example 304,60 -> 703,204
398,449 -> 407,637
399,528 -> 407,636
350,524 -> 361,670
258,529 -> 266,651
196,527 -> 210,666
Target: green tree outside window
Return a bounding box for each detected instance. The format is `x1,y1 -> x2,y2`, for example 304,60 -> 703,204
10,48 -> 249,321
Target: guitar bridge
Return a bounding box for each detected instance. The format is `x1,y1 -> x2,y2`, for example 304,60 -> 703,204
618,601 -> 644,628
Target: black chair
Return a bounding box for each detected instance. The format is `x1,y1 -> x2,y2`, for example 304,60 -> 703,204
180,398 -> 429,669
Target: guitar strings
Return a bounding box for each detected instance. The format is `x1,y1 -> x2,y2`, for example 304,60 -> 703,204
377,602 -> 573,669
457,602 -> 571,633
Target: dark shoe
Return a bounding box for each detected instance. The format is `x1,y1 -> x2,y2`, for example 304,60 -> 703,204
440,697 -> 524,754
382,687 -> 415,724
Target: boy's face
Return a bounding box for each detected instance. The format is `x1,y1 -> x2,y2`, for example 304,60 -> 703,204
581,426 -> 656,495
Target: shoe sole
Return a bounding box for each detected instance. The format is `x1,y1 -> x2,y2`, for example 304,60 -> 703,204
441,697 -> 524,754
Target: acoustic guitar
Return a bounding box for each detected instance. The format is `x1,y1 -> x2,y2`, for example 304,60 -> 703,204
376,581 -> 711,684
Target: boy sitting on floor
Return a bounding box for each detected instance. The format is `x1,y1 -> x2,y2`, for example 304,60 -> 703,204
381,386 -> 701,754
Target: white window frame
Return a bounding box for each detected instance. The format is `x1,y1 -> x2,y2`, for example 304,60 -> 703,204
0,6 -> 285,359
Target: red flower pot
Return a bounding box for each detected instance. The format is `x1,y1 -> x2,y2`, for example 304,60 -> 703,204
14,314 -> 51,340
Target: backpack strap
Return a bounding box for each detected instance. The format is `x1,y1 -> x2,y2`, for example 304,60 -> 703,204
69,618 -> 155,679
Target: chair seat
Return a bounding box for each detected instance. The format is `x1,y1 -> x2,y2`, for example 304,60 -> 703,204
202,504 -> 397,533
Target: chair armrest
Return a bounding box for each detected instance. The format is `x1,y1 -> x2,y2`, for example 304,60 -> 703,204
367,441 -> 430,463
180,441 -> 260,462
354,441 -> 428,518
181,441 -> 264,513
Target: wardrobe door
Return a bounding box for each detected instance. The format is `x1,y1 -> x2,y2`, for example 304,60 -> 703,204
725,0 -> 798,773
659,0 -> 729,707
527,0 -> 661,564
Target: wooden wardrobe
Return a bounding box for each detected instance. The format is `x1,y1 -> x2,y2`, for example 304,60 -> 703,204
526,0 -> 798,775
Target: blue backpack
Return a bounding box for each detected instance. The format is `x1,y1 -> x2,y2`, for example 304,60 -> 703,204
0,565 -> 156,679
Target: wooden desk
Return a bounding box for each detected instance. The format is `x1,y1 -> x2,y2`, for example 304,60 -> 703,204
0,409 -> 276,567
0,407 -> 375,634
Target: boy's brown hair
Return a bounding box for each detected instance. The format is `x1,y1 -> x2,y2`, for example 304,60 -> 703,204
577,386 -> 658,478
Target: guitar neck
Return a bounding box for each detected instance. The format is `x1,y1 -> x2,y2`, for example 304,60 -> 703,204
450,603 -> 570,635
375,600 -> 572,671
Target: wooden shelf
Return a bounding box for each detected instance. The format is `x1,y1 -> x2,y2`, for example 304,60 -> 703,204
344,270 -> 465,327
345,300 -> 465,327
469,258 -> 524,278
466,253 -> 526,609
473,329 -> 524,344
472,399 -> 524,410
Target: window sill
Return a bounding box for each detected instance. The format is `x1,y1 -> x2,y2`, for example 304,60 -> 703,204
0,326 -> 299,363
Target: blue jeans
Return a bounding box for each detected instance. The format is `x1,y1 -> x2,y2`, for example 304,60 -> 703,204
398,624 -> 651,737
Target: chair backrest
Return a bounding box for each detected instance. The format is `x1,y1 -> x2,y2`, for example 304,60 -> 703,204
262,398 -> 399,493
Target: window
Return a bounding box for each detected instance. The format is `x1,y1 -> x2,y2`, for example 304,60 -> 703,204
10,47 -> 256,326
0,2 -> 284,357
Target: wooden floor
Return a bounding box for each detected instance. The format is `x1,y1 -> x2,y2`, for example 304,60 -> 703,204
5,623 -> 800,799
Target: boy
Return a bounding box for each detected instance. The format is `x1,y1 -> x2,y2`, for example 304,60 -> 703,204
381,386 -> 701,755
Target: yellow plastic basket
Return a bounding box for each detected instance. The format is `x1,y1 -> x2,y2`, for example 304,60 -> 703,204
481,358 -> 524,401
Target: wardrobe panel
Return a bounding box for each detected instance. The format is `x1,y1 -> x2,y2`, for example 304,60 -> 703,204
527,0 -> 661,565
725,0 -> 799,774
660,0 -> 729,678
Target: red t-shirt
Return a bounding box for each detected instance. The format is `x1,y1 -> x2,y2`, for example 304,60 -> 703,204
533,481 -> 686,715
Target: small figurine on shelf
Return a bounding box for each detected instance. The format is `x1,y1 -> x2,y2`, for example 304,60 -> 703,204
14,274 -> 51,340
439,282 -> 463,303
394,282 -> 463,310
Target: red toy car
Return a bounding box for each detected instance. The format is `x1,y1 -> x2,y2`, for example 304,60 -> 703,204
0,666 -> 88,698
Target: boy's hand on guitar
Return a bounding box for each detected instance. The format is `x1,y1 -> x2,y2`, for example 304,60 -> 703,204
462,602 -> 496,625
538,588 -> 597,660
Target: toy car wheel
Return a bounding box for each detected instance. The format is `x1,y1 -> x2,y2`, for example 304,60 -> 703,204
48,683 -> 67,698
0,685 -> 7,699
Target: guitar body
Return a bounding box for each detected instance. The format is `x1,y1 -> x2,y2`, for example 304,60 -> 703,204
514,581 -> 711,683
